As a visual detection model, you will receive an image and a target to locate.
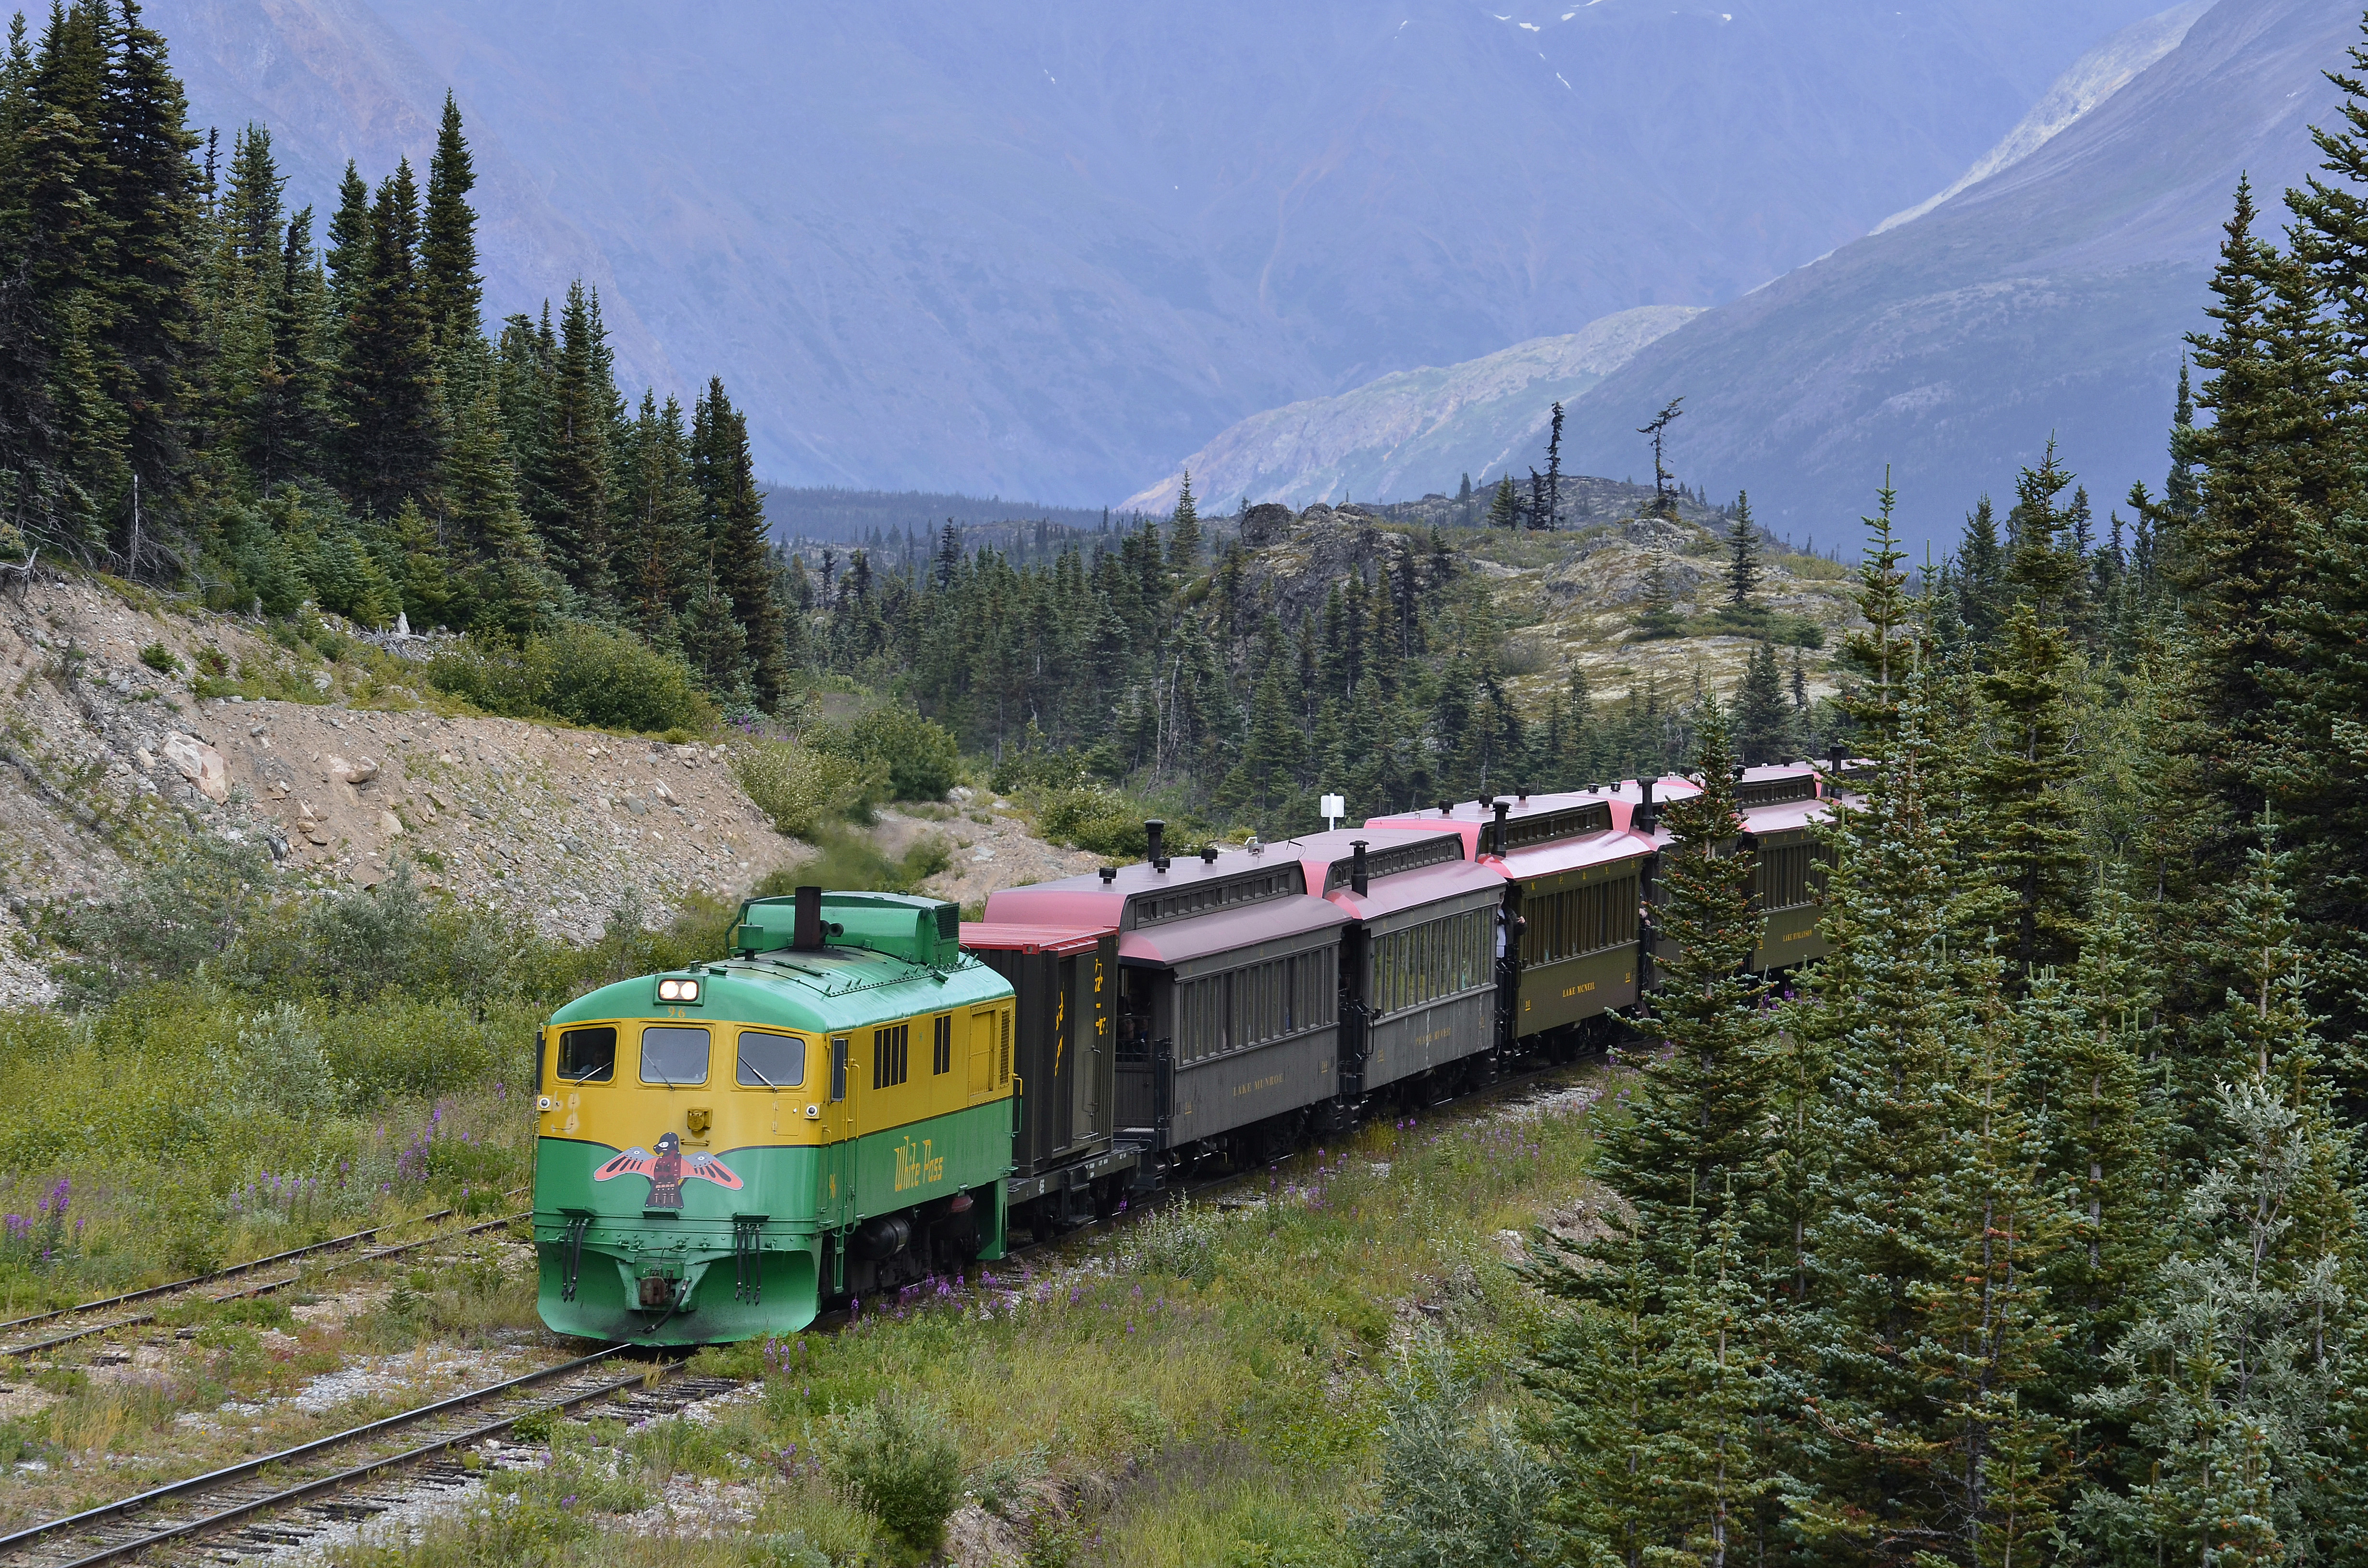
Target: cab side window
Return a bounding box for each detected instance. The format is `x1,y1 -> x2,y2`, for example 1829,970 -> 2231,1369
556,1027 -> 617,1083
737,1029 -> 806,1089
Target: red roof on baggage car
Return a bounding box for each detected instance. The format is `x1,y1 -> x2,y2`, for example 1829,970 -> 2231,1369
960,922 -> 1112,956
1265,827 -> 1507,920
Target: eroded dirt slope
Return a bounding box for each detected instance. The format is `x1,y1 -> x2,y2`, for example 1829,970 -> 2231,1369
0,575 -> 1092,1008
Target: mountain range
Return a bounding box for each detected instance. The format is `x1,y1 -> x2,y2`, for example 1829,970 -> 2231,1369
1557,0 -> 2361,551
147,0 -> 2170,504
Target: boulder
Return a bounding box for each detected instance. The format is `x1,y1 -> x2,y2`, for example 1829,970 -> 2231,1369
326,755 -> 380,785
160,732 -> 229,804
1240,502 -> 1295,547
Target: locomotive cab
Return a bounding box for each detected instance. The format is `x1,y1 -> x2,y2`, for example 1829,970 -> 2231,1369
532,888 -> 1014,1346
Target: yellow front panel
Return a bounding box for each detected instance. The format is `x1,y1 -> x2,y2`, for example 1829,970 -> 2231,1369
541,1004 -> 1016,1152
539,1020 -> 830,1152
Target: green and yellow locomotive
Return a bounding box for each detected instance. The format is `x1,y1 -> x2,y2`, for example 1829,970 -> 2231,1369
532,887 -> 1013,1344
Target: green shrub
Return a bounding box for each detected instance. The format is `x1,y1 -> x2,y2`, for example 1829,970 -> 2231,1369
809,705 -> 960,802
426,622 -> 714,735
1029,787 -> 1206,860
1116,1198 -> 1225,1285
1350,1336 -> 1552,1568
828,1391 -> 963,1560
137,642 -> 182,675
733,741 -> 888,839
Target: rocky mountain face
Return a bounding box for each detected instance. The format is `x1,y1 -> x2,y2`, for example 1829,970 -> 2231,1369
0,576 -> 1094,1005
148,0 -> 2167,502
1122,307 -> 1701,515
1557,0 -> 2361,554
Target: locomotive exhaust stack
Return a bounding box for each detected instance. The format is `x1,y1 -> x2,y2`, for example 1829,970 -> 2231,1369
792,884 -> 824,950
1146,819 -> 1167,870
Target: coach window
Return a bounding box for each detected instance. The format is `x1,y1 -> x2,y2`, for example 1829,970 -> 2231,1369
555,1026 -> 617,1084
736,1029 -> 806,1089
640,1025 -> 712,1086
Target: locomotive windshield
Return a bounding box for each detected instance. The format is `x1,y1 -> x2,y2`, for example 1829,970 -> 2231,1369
736,1029 -> 806,1088
639,1026 -> 712,1085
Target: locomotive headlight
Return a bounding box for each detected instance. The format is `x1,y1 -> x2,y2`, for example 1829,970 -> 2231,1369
656,977 -> 702,1004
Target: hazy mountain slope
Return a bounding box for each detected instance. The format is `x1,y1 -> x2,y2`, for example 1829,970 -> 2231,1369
1122,307 -> 1701,514
1560,0 -> 2356,552
1875,0 -> 2211,234
149,0 -> 2169,501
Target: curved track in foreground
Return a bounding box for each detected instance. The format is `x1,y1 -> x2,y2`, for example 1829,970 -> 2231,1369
0,1213 -> 530,1361
0,1061 -> 1601,1565
0,1350 -> 741,1568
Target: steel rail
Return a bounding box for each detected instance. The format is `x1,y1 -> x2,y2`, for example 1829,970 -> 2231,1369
0,1213 -> 524,1360
0,1347 -> 652,1563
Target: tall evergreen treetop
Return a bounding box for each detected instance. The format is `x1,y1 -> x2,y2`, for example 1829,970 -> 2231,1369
1722,489 -> 1760,612
420,91 -> 481,350
1167,468 -> 1199,574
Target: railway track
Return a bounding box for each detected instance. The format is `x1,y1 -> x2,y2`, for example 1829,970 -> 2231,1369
0,1350 -> 741,1568
0,1211 -> 529,1361
0,1063 -> 1601,1563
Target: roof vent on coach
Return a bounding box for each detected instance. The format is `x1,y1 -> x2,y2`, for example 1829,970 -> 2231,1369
1146,819 -> 1169,871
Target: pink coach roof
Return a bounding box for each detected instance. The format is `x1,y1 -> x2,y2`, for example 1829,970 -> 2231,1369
981,847 -> 1348,968
1366,779 -> 1698,877
959,923 -> 1110,956
1265,827 -> 1505,920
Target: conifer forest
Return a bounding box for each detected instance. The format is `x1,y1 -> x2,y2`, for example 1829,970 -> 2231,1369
14,2 -> 2368,1566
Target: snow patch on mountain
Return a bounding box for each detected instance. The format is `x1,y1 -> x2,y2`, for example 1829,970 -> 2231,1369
1875,0 -> 2211,234
1123,306 -> 1702,516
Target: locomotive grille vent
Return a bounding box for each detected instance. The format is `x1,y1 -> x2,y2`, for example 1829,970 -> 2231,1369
1130,866 -> 1306,928
1500,801 -> 1613,850
1737,774 -> 1820,807
1323,834 -> 1464,892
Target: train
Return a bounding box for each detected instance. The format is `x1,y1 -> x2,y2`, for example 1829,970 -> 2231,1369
531,760 -> 1848,1343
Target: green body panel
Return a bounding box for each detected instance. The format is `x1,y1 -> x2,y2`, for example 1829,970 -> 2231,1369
1754,904 -> 1828,969
549,947 -> 1011,1039
1516,945 -> 1639,1035
533,1100 -> 1012,1346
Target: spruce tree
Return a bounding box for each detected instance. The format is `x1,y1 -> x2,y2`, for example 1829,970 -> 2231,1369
1732,641 -> 1790,766
1486,473 -> 1520,530
617,389 -> 694,642
695,377 -> 786,709
244,206 -> 327,492
98,0 -> 203,564
1970,601 -> 2085,977
1955,495 -> 2005,653
337,159 -> 440,516
2179,178 -> 2333,842
1723,489 -> 1761,616
1167,469 -> 1200,574
420,92 -> 481,351
544,280 -> 612,600
324,159 -> 369,318
1633,552 -> 1681,639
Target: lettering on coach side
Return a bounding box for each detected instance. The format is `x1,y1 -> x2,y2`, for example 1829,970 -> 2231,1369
1233,1072 -> 1285,1098
1562,980 -> 1597,999
894,1136 -> 947,1192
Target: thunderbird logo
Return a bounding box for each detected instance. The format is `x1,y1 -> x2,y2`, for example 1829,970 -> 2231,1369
594,1132 -> 743,1209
